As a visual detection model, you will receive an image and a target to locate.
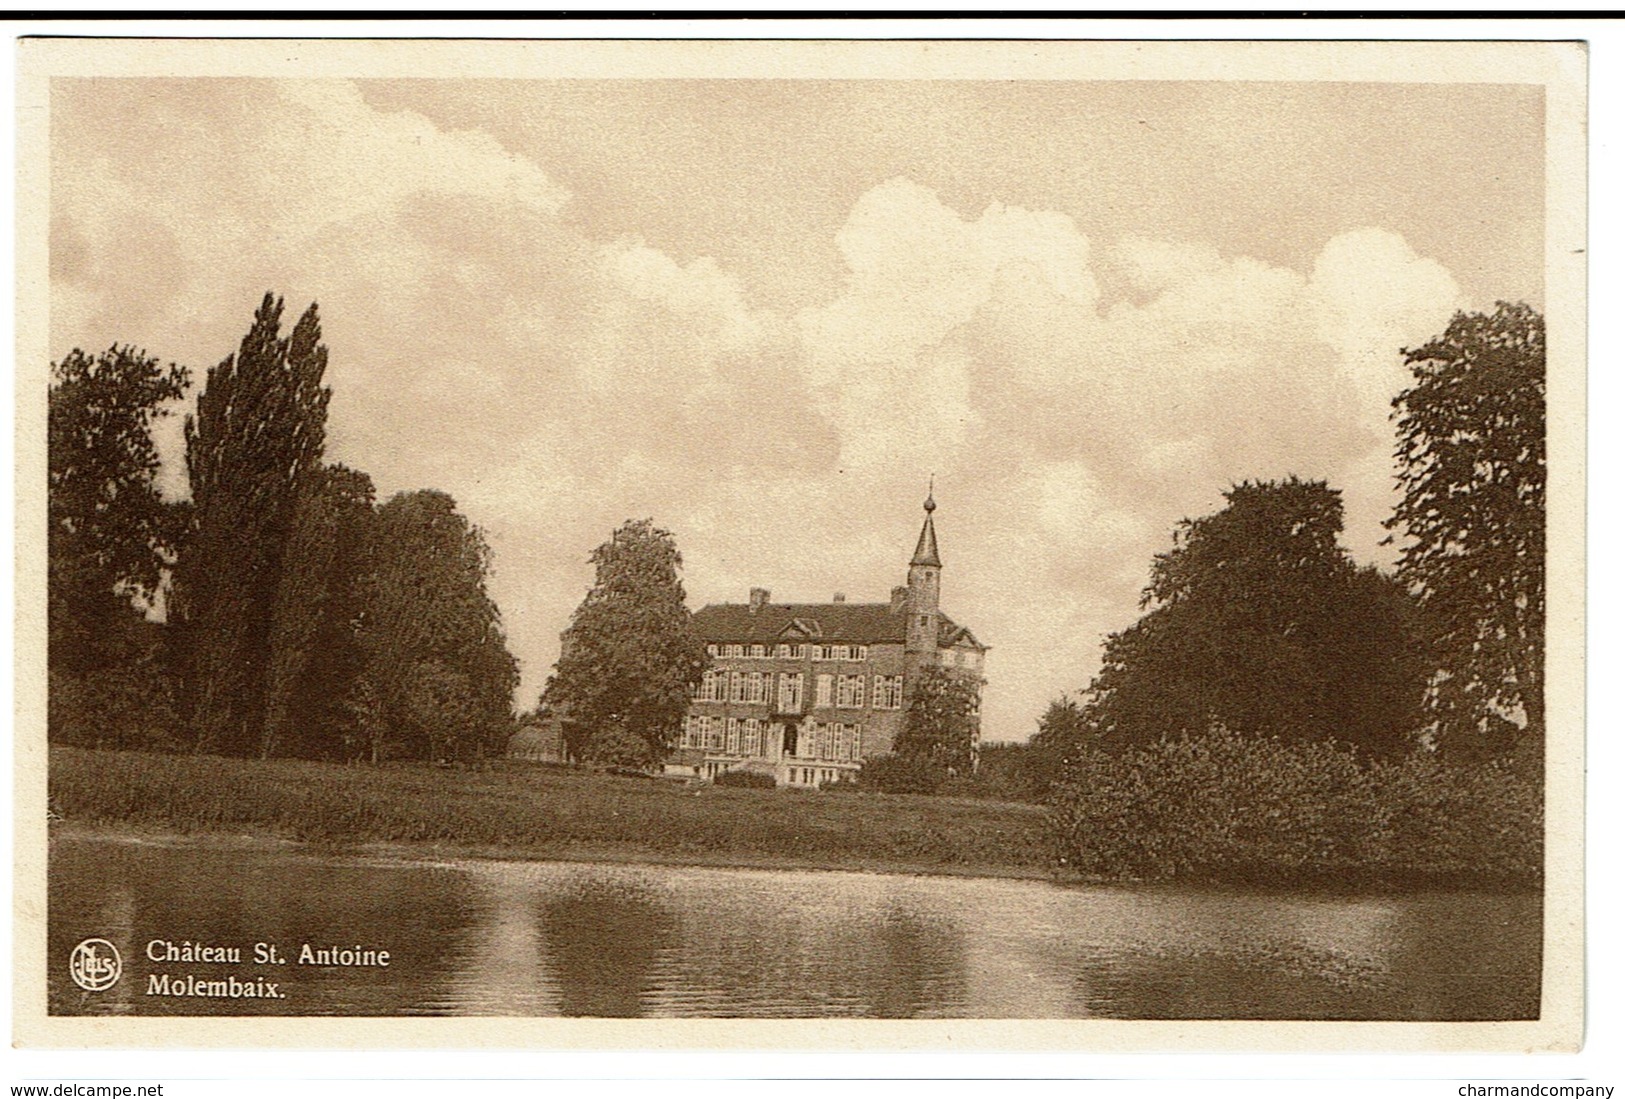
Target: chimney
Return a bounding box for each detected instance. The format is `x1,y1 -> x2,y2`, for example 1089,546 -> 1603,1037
890,585 -> 908,613
749,587 -> 770,613
832,592 -> 846,603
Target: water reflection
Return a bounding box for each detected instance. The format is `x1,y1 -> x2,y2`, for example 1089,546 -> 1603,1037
48,833 -> 1541,1020
540,878 -> 676,1017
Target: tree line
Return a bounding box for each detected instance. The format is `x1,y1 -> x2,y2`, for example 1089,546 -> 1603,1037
1025,302 -> 1545,805
49,293 -> 1545,800
49,294 -> 518,762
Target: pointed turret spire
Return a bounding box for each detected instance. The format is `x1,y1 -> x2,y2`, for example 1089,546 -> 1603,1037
911,482 -> 941,568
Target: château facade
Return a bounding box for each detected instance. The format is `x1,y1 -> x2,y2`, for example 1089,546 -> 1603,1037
671,493 -> 987,786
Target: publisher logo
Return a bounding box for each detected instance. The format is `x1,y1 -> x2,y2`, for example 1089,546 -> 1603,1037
68,938 -> 122,992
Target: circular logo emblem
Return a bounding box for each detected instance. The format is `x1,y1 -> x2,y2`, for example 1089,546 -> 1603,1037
68,938 -> 121,992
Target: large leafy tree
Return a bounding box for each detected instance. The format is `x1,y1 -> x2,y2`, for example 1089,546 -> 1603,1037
47,346 -> 189,746
895,666 -> 982,777
1388,302 -> 1545,763
171,293 -> 332,756
1085,477 -> 1427,757
353,490 -> 517,762
262,464 -> 377,759
48,346 -> 189,666
544,519 -> 708,766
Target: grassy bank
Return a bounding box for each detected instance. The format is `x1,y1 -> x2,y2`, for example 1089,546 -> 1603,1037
48,747 -> 1054,879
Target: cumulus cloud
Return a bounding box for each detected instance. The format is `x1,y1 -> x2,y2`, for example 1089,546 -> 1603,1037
786,180 -> 1462,735
48,82 -> 1468,742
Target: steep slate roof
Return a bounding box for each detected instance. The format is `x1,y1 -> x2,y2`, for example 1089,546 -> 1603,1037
693,602 -> 906,644
693,602 -> 985,650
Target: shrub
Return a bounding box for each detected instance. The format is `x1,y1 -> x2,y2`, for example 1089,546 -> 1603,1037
859,753 -> 943,794
714,768 -> 775,789
1050,729 -> 1541,886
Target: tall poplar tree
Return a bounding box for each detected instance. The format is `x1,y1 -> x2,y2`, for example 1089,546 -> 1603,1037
172,294 -> 331,756
262,464 -> 377,759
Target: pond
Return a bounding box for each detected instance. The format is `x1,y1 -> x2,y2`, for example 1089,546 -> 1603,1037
48,832 -> 1541,1019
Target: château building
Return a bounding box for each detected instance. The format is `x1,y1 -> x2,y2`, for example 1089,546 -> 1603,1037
672,492 -> 987,786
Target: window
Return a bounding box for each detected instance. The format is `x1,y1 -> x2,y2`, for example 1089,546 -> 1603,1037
815,674 -> 833,707
834,724 -> 847,761
852,645 -> 868,662
836,674 -> 864,709
706,644 -> 719,657
726,718 -> 740,755
680,717 -> 694,749
788,644 -> 804,659
692,716 -> 718,751
725,671 -> 742,703
779,672 -> 803,712
743,718 -> 762,756
873,675 -> 903,710
747,671 -> 767,704
853,725 -> 864,760
749,643 -> 766,659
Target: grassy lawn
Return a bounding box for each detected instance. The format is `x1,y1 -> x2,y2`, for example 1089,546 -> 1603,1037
48,747 -> 1055,879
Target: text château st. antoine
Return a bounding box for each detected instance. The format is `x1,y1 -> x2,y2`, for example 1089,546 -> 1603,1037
145,940 -> 391,966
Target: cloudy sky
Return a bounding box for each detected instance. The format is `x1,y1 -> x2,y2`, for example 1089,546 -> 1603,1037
49,76 -> 1544,742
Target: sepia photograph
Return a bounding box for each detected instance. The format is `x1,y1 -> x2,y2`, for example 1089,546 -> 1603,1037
13,35 -> 1585,1051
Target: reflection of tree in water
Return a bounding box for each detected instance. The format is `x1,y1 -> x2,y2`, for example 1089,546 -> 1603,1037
1372,892 -> 1541,1021
1075,950 -> 1398,1020
1071,892 -> 1543,1021
860,905 -> 967,1018
539,877 -> 676,1017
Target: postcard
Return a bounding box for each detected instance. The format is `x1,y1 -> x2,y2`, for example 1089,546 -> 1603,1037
14,35 -> 1586,1051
